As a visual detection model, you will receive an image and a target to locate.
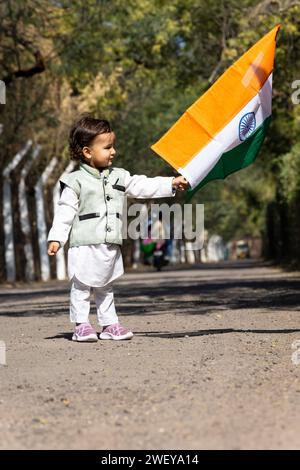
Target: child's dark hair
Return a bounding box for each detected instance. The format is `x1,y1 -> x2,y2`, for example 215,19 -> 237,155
69,115 -> 113,161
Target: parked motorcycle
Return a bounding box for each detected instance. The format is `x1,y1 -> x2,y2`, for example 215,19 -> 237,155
140,239 -> 169,271
153,242 -> 168,272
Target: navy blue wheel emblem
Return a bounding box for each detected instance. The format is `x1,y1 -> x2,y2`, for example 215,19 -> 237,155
239,112 -> 256,141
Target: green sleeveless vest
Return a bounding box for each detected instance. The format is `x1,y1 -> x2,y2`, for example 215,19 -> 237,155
60,163 -> 127,247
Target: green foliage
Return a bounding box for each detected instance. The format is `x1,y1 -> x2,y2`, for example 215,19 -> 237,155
278,143 -> 300,203
1,0 -> 300,261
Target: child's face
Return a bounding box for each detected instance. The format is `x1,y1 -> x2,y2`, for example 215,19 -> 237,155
82,132 -> 116,169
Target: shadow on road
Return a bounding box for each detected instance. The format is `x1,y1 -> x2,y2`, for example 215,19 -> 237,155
1,261 -> 300,318
136,328 -> 300,338
44,327 -> 300,342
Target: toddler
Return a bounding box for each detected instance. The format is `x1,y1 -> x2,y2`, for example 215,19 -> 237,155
47,116 -> 188,342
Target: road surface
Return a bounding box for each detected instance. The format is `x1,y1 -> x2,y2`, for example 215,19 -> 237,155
0,260 -> 300,449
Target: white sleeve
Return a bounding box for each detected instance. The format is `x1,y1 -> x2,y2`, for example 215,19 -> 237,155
124,171 -> 176,199
47,187 -> 78,246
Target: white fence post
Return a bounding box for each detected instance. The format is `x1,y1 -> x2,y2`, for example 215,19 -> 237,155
19,145 -> 41,281
185,242 -> 196,264
53,161 -> 75,280
180,241 -> 186,263
35,157 -> 57,281
2,140 -> 32,282
132,239 -> 141,269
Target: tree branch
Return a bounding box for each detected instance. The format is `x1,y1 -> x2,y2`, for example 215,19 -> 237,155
3,50 -> 45,86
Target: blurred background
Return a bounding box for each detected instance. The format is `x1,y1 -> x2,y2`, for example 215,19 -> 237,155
0,0 -> 300,283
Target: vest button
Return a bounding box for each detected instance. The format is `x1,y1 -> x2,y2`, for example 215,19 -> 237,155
107,227 -> 111,232
106,195 -> 111,201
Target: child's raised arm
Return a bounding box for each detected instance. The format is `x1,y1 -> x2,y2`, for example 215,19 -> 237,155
124,172 -> 189,199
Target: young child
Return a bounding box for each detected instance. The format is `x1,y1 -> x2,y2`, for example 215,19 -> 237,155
47,116 -> 189,342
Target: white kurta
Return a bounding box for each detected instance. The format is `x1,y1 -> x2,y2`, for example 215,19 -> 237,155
48,171 -> 175,287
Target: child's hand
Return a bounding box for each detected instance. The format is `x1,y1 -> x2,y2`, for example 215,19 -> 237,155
172,175 -> 190,192
48,241 -> 61,256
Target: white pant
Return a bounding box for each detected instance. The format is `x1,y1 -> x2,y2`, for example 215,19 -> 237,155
70,277 -> 119,326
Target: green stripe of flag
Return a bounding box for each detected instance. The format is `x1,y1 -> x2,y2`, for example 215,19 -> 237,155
185,116 -> 271,202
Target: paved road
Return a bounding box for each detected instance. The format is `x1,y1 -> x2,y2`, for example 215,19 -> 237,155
1,260 -> 300,449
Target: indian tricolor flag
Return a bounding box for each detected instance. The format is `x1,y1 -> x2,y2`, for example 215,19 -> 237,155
151,25 -> 280,200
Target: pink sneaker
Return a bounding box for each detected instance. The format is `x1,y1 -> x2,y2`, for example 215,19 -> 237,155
72,323 -> 98,342
99,323 -> 133,341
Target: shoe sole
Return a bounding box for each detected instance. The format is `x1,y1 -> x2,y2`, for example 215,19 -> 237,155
99,332 -> 133,341
72,334 -> 98,342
